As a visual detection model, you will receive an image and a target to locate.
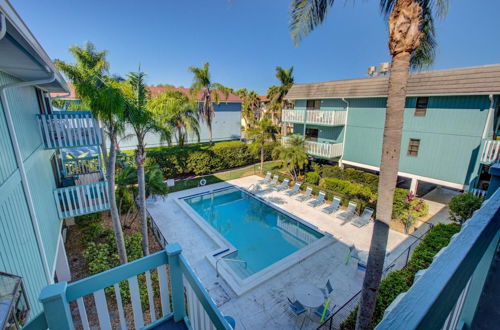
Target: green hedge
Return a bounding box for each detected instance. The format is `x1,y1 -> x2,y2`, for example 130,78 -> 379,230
340,223 -> 461,329
134,140 -> 279,178
320,165 -> 379,192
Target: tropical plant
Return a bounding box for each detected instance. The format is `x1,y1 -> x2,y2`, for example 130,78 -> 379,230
394,191 -> 429,233
448,193 -> 484,223
241,90 -> 261,129
289,0 -> 449,326
247,116 -> 279,173
188,62 -> 231,143
272,135 -> 308,181
266,66 -> 294,125
148,90 -> 199,147
56,42 -> 128,264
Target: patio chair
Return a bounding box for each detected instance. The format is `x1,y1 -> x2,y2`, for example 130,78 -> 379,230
287,297 -> 306,316
322,196 -> 341,214
338,201 -> 357,222
314,298 -> 335,322
259,171 -> 271,184
295,186 -> 313,202
308,191 -> 326,207
285,183 -> 301,196
351,207 -> 374,228
266,174 -> 279,187
275,178 -> 290,191
320,279 -> 334,298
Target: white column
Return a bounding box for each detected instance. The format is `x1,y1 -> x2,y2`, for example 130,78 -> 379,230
55,235 -> 71,282
410,178 -> 419,194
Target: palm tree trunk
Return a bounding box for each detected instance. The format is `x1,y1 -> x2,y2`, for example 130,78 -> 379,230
260,143 -> 264,174
135,142 -> 149,256
100,126 -> 109,171
356,51 -> 411,329
108,127 -> 128,264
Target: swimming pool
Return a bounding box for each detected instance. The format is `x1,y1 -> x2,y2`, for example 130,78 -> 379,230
183,187 -> 324,279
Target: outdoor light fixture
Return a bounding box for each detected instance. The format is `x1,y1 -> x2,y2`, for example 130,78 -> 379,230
0,272 -> 30,330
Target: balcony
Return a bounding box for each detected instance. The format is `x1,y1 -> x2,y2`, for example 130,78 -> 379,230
377,188 -> 500,329
23,244 -> 233,330
54,156 -> 109,219
480,139 -> 500,164
282,136 -> 343,159
37,111 -> 102,149
282,109 -> 347,126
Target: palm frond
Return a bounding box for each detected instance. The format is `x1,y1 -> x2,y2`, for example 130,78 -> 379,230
290,0 -> 335,46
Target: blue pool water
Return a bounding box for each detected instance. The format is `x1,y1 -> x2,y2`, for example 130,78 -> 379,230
183,187 -> 323,278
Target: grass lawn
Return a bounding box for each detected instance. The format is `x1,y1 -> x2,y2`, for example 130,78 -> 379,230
167,161 -> 280,193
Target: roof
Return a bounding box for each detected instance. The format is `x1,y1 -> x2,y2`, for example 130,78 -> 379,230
285,64 -> 500,99
50,83 -> 77,99
148,86 -> 242,102
0,0 -> 68,92
258,95 -> 268,101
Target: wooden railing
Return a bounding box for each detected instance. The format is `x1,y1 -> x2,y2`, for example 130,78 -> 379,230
282,109 -> 305,123
282,109 -> 347,126
306,110 -> 347,126
53,181 -> 110,219
37,111 -> 102,149
23,244 -> 233,330
376,189 -> 500,330
282,136 -> 343,159
62,156 -> 101,176
480,139 -> 500,164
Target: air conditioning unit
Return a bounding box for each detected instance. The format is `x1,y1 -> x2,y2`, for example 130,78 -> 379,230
368,66 -> 377,76
379,62 -> 390,75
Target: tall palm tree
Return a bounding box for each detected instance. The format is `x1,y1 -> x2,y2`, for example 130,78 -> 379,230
266,66 -> 295,125
188,62 -> 231,143
289,0 -> 448,328
242,91 -> 261,129
247,116 -> 279,173
56,43 -> 128,264
148,90 -> 200,147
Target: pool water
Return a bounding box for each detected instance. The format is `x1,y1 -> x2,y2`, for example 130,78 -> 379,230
184,187 -> 323,278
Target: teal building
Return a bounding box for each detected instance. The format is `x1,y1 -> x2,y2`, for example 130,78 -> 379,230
0,1 -> 109,317
284,65 -> 500,194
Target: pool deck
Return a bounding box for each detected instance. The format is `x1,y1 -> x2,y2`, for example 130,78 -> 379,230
147,175 -> 452,330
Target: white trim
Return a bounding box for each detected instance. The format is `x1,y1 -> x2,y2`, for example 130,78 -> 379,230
482,95 -> 495,139
339,98 -> 350,167
54,233 -> 71,282
341,159 -> 465,190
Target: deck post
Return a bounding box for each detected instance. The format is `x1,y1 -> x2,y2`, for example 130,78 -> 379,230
166,243 -> 186,322
39,282 -> 73,330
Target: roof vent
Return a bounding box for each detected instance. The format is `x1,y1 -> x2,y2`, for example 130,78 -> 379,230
368,66 -> 377,77
379,62 -> 390,75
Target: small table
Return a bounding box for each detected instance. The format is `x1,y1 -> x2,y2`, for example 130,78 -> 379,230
294,283 -> 324,309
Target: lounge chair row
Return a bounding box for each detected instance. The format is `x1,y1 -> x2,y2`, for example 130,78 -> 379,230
259,172 -> 374,227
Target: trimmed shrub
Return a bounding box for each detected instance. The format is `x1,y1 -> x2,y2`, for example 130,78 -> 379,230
305,171 -> 320,185
449,193 -> 484,223
320,165 -> 379,191
340,223 -> 461,329
320,177 -> 374,202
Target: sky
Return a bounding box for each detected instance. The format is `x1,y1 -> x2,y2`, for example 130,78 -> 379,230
13,0 -> 500,95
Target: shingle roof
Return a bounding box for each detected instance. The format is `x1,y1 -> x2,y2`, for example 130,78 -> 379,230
50,83 -> 78,99
148,86 -> 242,102
285,64 -> 500,99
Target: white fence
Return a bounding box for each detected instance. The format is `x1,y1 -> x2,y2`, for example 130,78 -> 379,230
480,139 -> 500,164
282,136 -> 343,158
282,109 -> 305,123
53,181 -> 110,219
306,110 -> 347,126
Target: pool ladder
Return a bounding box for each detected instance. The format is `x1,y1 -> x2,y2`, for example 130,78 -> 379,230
216,258 -> 247,278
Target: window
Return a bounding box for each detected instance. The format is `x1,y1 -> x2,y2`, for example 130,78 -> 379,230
35,89 -> 53,114
306,100 -> 321,110
305,128 -> 319,141
407,139 -> 420,156
414,97 -> 428,116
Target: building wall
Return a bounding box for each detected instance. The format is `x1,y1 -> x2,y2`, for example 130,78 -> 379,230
342,96 -> 489,186
113,102 -> 242,150
0,71 -> 62,314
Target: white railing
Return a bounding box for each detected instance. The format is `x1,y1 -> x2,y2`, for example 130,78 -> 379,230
306,110 -> 347,126
37,111 -> 102,149
282,136 -> 343,158
470,188 -> 487,198
53,181 -> 110,219
480,139 -> 500,164
282,109 -> 305,123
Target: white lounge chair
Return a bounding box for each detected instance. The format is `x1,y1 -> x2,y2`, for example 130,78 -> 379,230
338,201 -> 357,221
266,174 -> 279,187
322,196 -> 341,214
351,207 -> 374,227
275,178 -> 290,191
285,183 -> 301,196
259,172 -> 271,184
308,191 -> 326,207
295,186 -> 313,202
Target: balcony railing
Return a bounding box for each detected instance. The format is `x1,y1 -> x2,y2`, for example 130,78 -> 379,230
37,111 -> 102,149
282,136 -> 343,158
376,188 -> 500,330
23,244 -> 233,330
62,156 -> 101,176
480,139 -> 500,164
282,109 -> 347,126
54,181 -> 110,219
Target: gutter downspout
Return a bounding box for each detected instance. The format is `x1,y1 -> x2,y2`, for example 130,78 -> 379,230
340,98 -> 350,168
482,95 -> 495,139
0,74 -> 56,284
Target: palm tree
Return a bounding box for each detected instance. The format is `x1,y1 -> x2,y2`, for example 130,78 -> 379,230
289,0 -> 448,327
56,43 -> 128,264
272,135 -> 307,181
247,116 -> 279,173
266,66 -> 294,125
148,90 -> 200,147
242,91 -> 261,129
188,62 -> 231,143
